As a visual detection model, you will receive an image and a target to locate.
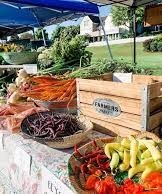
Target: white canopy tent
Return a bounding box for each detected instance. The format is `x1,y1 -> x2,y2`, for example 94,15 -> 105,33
85,0 -> 159,7
86,0 -> 162,63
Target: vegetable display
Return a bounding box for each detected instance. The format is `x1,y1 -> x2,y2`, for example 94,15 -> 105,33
104,136 -> 162,180
21,76 -> 76,107
69,136 -> 162,194
21,112 -> 83,139
7,69 -> 31,104
0,43 -> 24,52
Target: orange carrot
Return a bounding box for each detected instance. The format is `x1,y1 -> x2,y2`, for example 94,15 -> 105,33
59,80 -> 76,100
67,92 -> 77,108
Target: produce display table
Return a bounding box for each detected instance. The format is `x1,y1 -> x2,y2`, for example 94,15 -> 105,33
0,130 -> 107,194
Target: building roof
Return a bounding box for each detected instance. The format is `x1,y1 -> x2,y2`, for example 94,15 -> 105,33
88,15 -> 107,23
88,15 -> 100,23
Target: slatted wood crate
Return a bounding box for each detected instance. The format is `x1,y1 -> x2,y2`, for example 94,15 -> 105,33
77,74 -> 162,137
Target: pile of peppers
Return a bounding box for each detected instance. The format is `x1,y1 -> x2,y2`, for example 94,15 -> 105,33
86,171 -> 144,194
74,140 -> 110,180
74,140 -> 162,194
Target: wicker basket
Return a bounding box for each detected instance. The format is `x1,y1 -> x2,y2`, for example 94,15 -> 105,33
21,113 -> 93,149
1,51 -> 37,65
68,132 -> 161,194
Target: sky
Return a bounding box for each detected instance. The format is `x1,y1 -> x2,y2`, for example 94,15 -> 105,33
45,5 -> 111,38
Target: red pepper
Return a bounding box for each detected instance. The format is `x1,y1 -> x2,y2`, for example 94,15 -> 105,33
143,172 -> 162,191
118,179 -> 144,194
95,180 -> 110,194
80,164 -> 87,180
86,175 -> 100,190
80,150 -> 104,160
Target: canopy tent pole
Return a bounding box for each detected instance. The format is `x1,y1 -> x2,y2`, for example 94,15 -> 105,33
32,28 -> 35,41
132,6 -> 137,64
41,28 -> 47,47
99,14 -> 113,60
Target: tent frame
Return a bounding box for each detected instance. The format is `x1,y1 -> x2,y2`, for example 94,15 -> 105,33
86,0 -> 161,64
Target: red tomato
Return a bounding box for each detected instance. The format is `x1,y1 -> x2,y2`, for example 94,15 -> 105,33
86,175 -> 100,190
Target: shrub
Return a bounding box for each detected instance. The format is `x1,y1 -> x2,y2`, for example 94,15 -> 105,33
157,42 -> 162,52
150,41 -> 158,52
143,39 -> 152,51
143,34 -> 162,52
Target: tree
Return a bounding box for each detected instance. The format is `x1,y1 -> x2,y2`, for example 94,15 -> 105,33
51,26 -> 65,42
111,6 -> 144,28
60,26 -> 80,41
35,28 -> 48,40
20,32 -> 33,40
10,34 -> 19,41
51,25 -> 80,42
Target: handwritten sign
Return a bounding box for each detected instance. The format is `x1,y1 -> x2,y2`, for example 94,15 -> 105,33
41,166 -> 73,194
14,147 -> 32,175
93,98 -> 121,117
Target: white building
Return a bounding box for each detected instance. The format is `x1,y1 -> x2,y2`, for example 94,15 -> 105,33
80,14 -> 129,42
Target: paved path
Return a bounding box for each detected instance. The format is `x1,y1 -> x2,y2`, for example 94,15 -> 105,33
88,35 -> 155,47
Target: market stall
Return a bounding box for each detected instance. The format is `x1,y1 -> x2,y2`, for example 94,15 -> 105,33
0,0 -> 162,194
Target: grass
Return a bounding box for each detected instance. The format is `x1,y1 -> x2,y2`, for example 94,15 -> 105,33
87,42 -> 162,75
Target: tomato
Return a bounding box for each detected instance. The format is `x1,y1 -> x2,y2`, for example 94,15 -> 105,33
86,175 -> 100,190
95,180 -> 109,194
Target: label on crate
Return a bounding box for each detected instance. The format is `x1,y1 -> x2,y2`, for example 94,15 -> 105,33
41,166 -> 73,194
93,98 -> 121,117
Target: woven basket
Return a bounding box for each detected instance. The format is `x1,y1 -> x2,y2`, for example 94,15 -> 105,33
21,113 -> 93,149
68,132 -> 161,194
1,51 -> 37,65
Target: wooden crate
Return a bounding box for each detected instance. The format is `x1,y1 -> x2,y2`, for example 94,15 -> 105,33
77,74 -> 162,137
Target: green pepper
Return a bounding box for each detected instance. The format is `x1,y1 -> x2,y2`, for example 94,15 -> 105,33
114,171 -> 139,185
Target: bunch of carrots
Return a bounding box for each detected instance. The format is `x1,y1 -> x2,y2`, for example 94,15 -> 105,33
21,76 -> 76,107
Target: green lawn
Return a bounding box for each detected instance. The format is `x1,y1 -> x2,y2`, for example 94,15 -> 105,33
87,42 -> 162,75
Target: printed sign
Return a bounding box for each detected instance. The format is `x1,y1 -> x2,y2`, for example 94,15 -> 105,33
41,166 -> 73,194
93,98 -> 121,117
144,4 -> 162,26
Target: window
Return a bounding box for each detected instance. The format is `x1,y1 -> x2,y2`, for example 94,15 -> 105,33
84,21 -> 89,27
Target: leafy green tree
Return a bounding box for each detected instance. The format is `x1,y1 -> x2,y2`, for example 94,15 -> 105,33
51,26 -> 65,42
60,26 -> 80,41
35,28 -> 48,40
111,6 -> 144,27
10,34 -> 19,41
